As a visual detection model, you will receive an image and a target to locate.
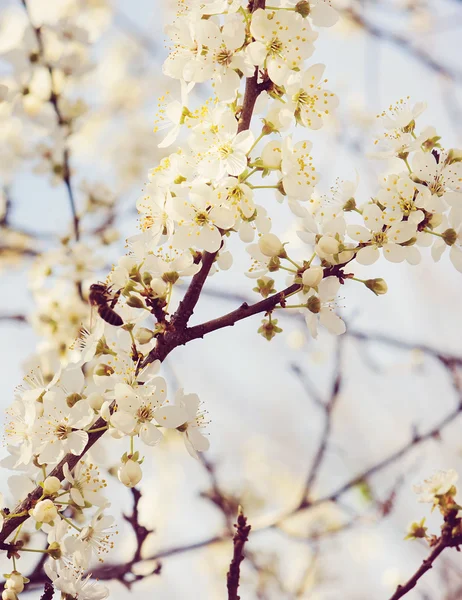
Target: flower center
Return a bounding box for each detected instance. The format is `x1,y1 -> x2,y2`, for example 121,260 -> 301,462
372,231 -> 388,247
55,424 -> 71,440
399,199 -> 415,216
137,405 -> 154,422
216,47 -> 233,66
218,143 -> 233,159
194,211 -> 209,226
294,90 -> 315,109
268,37 -> 283,56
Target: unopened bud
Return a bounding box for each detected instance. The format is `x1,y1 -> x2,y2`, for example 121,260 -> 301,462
135,328 -> 155,345
126,295 -> 145,309
30,499 -> 57,524
161,271 -> 179,284
258,234 -> 286,258
43,476 -> 61,495
5,572 -> 27,594
302,266 -> 323,288
47,542 -> 62,560
442,228 -> 457,246
295,0 -> 310,17
118,459 -> 142,488
365,278 -> 388,296
307,296 -> 321,314
317,236 -> 340,255
142,272 -> 152,285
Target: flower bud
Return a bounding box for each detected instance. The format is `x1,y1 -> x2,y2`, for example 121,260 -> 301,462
5,572 -> 26,594
126,295 -> 145,309
43,476 -> 61,495
317,236 -> 340,255
295,0 -> 310,17
261,140 -> 282,169
258,234 -> 286,258
302,266 -> 323,288
307,296 -> 321,314
365,278 -> 388,296
47,542 -> 62,560
135,328 -> 155,345
442,228 -> 457,246
142,272 -> 153,285
2,590 -> 17,600
162,271 -> 179,284
118,459 -> 142,488
30,499 -> 58,524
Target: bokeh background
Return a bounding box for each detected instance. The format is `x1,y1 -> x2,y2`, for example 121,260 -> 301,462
1,0 -> 462,598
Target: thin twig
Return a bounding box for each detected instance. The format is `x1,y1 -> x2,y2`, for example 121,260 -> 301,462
227,508 -> 252,600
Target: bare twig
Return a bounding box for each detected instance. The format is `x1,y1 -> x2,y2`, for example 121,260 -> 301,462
227,508 -> 252,600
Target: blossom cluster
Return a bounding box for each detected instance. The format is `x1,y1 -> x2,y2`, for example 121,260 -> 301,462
0,0 -> 461,598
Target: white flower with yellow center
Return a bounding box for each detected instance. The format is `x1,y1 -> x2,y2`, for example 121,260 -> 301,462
247,9 -> 317,86
347,204 -> 417,265
286,63 -> 338,130
172,183 -> 235,252
299,276 -> 346,338
63,460 -> 107,507
34,390 -> 93,465
154,389 -> 210,458
413,469 -> 458,503
280,137 -> 319,201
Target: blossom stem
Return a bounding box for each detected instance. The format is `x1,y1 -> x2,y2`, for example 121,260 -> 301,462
86,426 -> 109,433
247,131 -> 267,155
19,547 -> 50,554
280,304 -> 307,309
61,515 -> 82,532
240,167 -> 259,182
249,185 -> 278,190
307,252 -> 317,266
403,157 -> 412,174
279,265 -> 298,273
423,228 -> 443,238
284,256 -> 302,270
284,289 -> 302,300
12,523 -> 23,544
5,511 -> 28,519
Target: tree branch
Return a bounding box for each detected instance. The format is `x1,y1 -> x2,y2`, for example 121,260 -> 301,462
227,508 -> 251,600
169,0 -> 266,332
